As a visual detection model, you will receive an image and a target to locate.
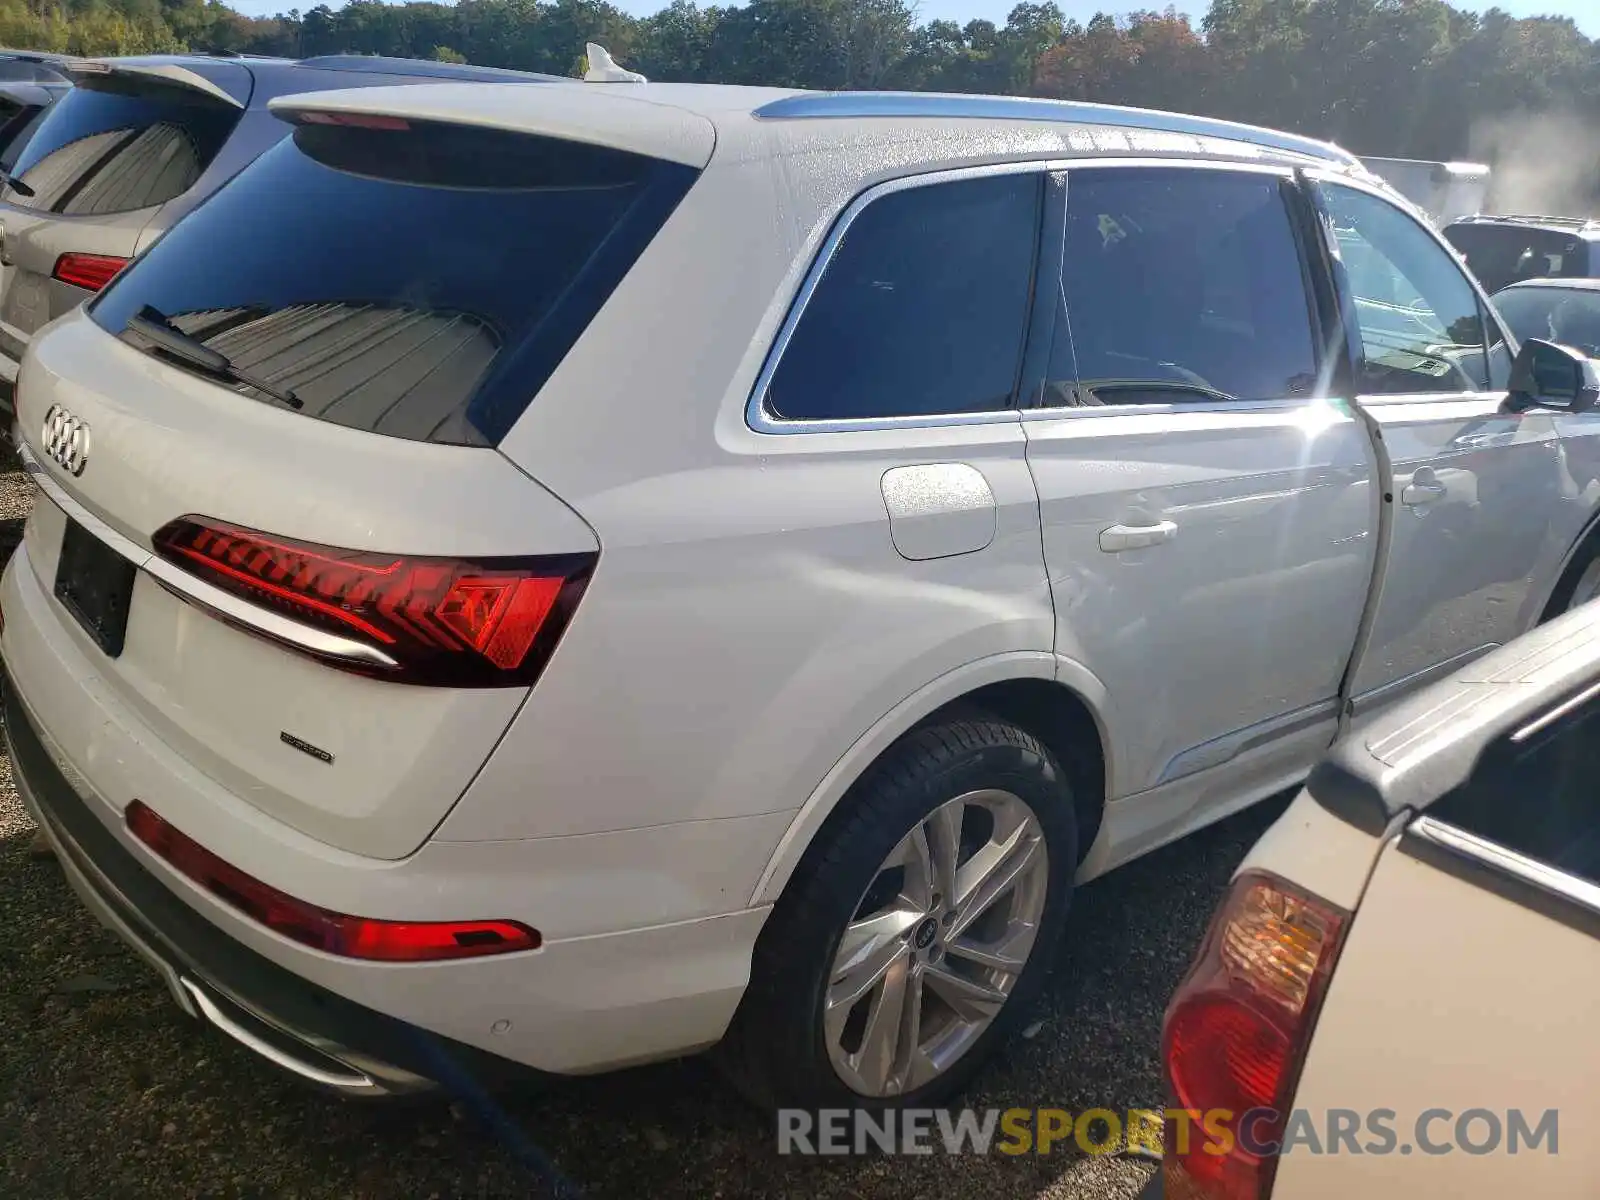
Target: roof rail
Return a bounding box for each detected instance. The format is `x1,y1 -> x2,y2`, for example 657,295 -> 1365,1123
752,92 -> 1360,167
1458,213 -> 1600,230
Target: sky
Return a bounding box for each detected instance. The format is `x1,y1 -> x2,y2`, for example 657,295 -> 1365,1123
225,0 -> 1600,33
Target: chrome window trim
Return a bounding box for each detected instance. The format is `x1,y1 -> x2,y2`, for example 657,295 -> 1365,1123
1409,813 -> 1600,922
20,441 -> 400,670
749,93 -> 1361,170
748,157 -> 1300,435
1024,397 -> 1336,421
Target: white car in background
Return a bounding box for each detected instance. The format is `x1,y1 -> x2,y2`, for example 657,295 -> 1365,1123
1155,596 -> 1600,1198
7,72 -> 1600,1110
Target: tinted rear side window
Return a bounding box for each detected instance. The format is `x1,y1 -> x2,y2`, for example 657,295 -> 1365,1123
6,77 -> 241,214
765,172 -> 1042,422
91,119 -> 699,446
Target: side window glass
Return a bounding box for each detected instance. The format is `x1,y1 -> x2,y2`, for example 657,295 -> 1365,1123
1321,183 -> 1490,394
1045,167 -> 1319,407
765,172 -> 1041,422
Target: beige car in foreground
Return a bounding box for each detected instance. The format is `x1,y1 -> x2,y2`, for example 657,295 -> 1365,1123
1153,597 -> 1600,1198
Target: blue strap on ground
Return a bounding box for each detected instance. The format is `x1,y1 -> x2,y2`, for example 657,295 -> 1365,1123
402,1027 -> 586,1199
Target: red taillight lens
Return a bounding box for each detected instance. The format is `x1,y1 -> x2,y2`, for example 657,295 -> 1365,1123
126,800 -> 540,961
52,252 -> 129,292
151,516 -> 594,687
1160,870 -> 1349,1200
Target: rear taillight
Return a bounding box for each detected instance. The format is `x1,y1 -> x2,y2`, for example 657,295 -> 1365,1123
127,800 -> 540,960
1159,870 -> 1349,1200
151,516 -> 594,688
52,253 -> 129,292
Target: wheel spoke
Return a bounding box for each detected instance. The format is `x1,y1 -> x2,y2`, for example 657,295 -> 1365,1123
829,908 -> 920,1012
951,823 -> 1043,940
923,962 -> 1009,1023
853,951 -> 913,1094
944,925 -> 1034,976
925,800 -> 963,906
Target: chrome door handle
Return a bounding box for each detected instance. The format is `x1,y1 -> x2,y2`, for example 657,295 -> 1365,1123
1098,521 -> 1178,552
1401,481 -> 1446,506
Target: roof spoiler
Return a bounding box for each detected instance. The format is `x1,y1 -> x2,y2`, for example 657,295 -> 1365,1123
583,43 -> 646,84
68,60 -> 245,109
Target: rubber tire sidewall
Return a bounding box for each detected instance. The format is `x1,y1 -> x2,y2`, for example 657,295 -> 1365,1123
719,715 -> 1078,1112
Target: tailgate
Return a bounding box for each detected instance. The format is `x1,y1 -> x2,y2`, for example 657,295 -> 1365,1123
18,311 -> 598,860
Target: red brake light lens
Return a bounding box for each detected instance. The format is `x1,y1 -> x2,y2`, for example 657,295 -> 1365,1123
151,516 -> 594,687
52,252 -> 129,292
296,111 -> 411,130
126,800 -> 540,961
1160,870 -> 1349,1200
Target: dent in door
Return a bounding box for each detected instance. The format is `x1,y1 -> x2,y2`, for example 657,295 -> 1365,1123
881,463 -> 997,560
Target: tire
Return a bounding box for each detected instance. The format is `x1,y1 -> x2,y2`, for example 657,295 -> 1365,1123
1541,534 -> 1600,621
718,713 -> 1078,1112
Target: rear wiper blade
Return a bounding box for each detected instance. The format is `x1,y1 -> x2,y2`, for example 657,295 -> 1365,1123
0,170 -> 33,197
127,305 -> 303,410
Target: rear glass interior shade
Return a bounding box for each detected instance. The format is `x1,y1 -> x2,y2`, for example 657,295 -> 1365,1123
6,76 -> 239,214
89,119 -> 699,446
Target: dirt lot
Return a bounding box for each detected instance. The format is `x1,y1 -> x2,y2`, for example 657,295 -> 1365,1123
0,451 -> 1288,1199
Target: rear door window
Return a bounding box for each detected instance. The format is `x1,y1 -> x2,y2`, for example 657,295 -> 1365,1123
764,171 -> 1043,422
90,117 -> 700,446
6,76 -> 242,215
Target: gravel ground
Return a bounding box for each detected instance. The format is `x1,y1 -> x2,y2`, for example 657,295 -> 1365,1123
0,447 -> 1290,1199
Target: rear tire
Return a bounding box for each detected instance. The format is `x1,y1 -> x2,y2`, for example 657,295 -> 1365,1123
718,713 -> 1077,1112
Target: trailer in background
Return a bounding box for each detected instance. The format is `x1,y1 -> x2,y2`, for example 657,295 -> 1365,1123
1358,156 -> 1491,226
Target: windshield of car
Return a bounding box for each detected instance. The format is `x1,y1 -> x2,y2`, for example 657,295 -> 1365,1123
1443,223 -> 1588,294
89,116 -> 699,446
1494,286 -> 1600,356
3,74 -> 240,214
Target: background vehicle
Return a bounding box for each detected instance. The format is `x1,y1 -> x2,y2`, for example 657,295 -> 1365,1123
8,78 -> 1600,1113
1357,156 -> 1489,226
1444,214 -> 1600,293
0,49 -> 77,84
1154,549 -> 1600,1199
1492,277 -> 1600,357
0,52 -> 566,431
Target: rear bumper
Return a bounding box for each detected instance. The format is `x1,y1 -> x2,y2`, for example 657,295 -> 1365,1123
2,535 -> 771,1081
8,670 -> 505,1097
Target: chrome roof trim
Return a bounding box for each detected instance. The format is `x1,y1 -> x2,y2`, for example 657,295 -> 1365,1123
751,92 -> 1360,167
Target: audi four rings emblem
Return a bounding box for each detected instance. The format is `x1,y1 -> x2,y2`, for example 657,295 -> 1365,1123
41,404 -> 90,476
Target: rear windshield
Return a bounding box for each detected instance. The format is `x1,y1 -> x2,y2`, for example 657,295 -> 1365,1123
90,117 -> 699,446
5,75 -> 241,215
1493,285 -> 1600,355
1443,223 -> 1589,294
0,101 -> 48,172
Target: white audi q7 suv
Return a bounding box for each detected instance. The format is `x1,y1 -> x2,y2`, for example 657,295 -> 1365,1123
8,71 -> 1600,1109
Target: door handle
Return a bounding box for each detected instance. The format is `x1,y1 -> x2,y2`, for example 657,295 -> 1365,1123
1098,521 -> 1178,552
1401,481 -> 1446,506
